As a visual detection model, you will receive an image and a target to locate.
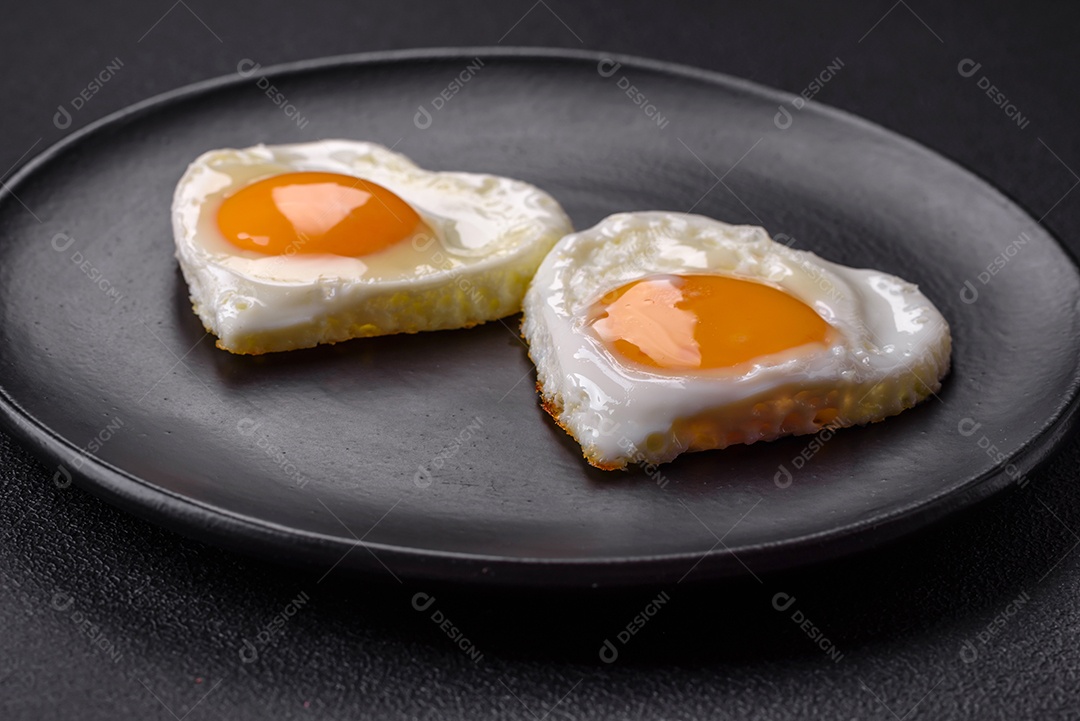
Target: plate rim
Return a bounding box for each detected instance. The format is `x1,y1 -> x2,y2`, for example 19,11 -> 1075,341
2,46 -> 1079,587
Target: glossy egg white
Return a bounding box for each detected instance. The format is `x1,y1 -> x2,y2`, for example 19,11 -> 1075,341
521,212 -> 952,470
173,140 -> 573,354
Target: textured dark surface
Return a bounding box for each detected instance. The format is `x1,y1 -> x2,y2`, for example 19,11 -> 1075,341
2,1 -> 1079,719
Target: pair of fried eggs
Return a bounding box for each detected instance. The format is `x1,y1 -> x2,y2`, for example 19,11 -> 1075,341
173,140 -> 951,470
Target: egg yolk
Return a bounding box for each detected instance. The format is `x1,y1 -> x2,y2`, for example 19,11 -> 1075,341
216,172 -> 424,256
590,274 -> 831,370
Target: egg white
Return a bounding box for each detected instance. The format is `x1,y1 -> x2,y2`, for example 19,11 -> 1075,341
521,212 -> 952,470
172,140 -> 573,354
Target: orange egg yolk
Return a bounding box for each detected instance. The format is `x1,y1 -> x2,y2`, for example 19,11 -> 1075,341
216,171 -> 424,256
590,274 -> 832,370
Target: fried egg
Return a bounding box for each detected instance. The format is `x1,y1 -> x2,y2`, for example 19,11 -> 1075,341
522,212 -> 952,470
172,140 -> 572,354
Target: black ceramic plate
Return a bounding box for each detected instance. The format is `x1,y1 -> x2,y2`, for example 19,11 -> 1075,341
1,49 -> 1078,587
